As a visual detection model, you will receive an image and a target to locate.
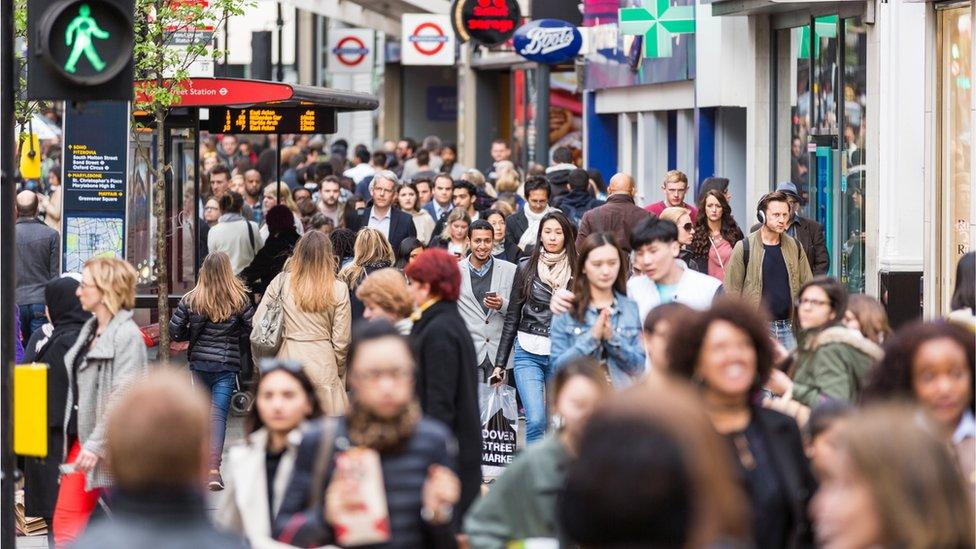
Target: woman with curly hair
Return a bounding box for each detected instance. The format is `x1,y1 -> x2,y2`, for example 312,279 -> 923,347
690,189 -> 744,283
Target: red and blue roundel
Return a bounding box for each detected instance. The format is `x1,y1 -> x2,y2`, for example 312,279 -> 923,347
513,19 -> 582,64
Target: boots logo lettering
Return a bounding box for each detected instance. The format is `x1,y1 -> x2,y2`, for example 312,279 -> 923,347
512,19 -> 582,64
521,27 -> 575,55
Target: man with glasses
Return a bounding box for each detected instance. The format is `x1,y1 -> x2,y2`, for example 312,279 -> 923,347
645,170 -> 698,220
348,170 -> 417,251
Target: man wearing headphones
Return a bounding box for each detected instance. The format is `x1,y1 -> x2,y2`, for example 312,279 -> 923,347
724,191 -> 813,350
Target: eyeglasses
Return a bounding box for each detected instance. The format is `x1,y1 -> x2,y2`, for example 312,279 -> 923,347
682,223 -> 693,232
797,298 -> 831,308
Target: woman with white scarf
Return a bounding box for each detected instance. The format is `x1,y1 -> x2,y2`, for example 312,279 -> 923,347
495,211 -> 578,444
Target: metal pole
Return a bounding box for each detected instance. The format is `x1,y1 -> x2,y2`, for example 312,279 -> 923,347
276,2 -> 284,82
1,0 -> 18,541
276,135 -> 282,202
533,64 -> 550,168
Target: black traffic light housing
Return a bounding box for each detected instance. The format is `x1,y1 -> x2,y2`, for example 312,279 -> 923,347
27,0 -> 135,101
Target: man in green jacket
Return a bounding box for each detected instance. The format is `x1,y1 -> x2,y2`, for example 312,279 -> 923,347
724,191 -> 813,350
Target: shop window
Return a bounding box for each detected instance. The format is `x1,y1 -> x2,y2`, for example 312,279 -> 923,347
840,18 -> 867,293
939,6 -> 973,308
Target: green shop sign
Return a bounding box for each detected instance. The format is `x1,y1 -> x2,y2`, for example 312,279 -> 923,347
619,1 -> 695,59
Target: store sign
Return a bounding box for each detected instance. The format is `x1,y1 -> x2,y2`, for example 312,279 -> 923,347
327,29 -> 374,73
513,19 -> 582,64
618,3 -> 695,59
61,101 -> 128,272
450,0 -> 521,47
402,14 -> 455,65
206,106 -> 337,134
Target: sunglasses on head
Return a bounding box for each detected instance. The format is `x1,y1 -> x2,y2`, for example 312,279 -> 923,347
259,358 -> 304,375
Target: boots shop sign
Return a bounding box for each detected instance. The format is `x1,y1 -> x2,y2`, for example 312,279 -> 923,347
451,0 -> 521,47
513,19 -> 582,64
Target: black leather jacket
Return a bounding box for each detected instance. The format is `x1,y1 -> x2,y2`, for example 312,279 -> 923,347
495,259 -> 570,368
169,300 -> 254,367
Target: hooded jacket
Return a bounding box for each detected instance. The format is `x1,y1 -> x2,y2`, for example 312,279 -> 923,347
788,325 -> 883,407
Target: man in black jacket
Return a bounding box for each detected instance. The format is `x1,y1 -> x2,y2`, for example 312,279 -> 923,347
750,181 -> 830,275
554,168 -> 603,226
274,324 -> 461,548
405,248 -> 482,519
72,371 -> 247,549
348,170 -> 417,251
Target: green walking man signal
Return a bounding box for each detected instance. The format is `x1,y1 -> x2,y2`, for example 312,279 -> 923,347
64,4 -> 109,73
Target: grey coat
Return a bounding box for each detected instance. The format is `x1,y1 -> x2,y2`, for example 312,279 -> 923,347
457,257 -> 517,371
63,309 -> 148,490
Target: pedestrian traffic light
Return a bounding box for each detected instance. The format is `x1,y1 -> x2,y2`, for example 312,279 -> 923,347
27,0 -> 135,101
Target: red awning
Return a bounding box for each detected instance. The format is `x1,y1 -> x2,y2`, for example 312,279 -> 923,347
135,78 -> 379,111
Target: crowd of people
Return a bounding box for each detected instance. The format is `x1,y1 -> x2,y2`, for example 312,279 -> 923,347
12,131 -> 976,548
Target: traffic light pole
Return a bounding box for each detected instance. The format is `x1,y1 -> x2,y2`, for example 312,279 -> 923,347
1,0 -> 18,544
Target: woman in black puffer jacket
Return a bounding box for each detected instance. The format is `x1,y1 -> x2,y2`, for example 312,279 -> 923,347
170,251 -> 254,491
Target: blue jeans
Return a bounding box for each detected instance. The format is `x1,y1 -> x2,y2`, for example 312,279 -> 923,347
19,303 -> 46,346
513,340 -> 552,445
191,369 -> 236,469
770,320 -> 797,352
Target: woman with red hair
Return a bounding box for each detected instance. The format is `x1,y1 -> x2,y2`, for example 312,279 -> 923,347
404,247 -> 482,520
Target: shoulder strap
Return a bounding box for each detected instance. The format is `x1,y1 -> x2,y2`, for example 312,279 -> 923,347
245,220 -> 255,252
308,417 -> 338,508
743,236 -> 750,271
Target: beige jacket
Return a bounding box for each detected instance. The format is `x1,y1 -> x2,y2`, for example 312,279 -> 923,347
258,273 -> 351,415
724,230 -> 813,311
215,427 -> 304,549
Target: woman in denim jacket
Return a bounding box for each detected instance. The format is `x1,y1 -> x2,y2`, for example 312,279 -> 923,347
550,233 -> 646,389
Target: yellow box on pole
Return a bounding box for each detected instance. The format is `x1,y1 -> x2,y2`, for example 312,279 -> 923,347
14,363 -> 47,457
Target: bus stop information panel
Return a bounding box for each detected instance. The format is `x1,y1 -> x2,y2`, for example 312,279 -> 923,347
206,106 -> 337,134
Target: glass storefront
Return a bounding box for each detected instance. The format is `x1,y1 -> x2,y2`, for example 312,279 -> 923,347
939,5 -> 973,309
773,16 -> 867,292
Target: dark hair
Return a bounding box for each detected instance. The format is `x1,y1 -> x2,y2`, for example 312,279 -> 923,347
631,217 -> 678,250
415,149 -> 430,166
293,187 -> 312,201
571,233 -> 628,322
347,320 -> 411,375
699,176 -> 730,195
759,190 -> 791,213
395,237 -> 425,269
523,175 -> 550,197
491,138 -> 509,148
586,168 -> 606,193
806,398 -> 853,440
354,147 -> 370,164
668,296 -> 774,399
950,252 -> 975,313
247,361 -> 323,435
309,213 -> 334,231
798,276 -> 848,325
404,248 -> 462,301
643,302 -> 695,334
691,189 -> 744,256
320,174 -> 341,187
265,204 -> 295,233
441,142 -> 458,167
522,211 -> 577,297
209,164 -> 230,178
552,146 -> 573,164
864,321 -> 975,412
371,151 -> 387,167
330,228 -> 357,264
468,219 -> 494,239
452,179 -> 476,198
400,137 -> 417,154
218,191 -> 244,214
567,168 -> 589,191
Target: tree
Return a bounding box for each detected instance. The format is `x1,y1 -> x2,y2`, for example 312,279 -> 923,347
132,0 -> 247,361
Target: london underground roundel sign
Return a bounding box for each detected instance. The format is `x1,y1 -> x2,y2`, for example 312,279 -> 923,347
513,19 -> 582,64
333,36 -> 368,67
410,21 -> 449,56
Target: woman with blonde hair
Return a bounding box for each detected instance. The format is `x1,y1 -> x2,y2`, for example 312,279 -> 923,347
260,181 -> 304,239
430,208 -> 471,258
355,268 -> 415,335
258,231 -> 351,415
169,251 -> 255,490
54,257 -> 148,546
812,404 -> 975,549
659,206 -> 705,273
339,228 -> 397,322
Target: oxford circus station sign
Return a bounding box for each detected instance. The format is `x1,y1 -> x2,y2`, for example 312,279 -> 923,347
513,19 -> 582,64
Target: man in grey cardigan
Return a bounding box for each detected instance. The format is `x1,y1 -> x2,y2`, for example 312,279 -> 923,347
15,190 -> 60,343
457,220 -> 517,383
